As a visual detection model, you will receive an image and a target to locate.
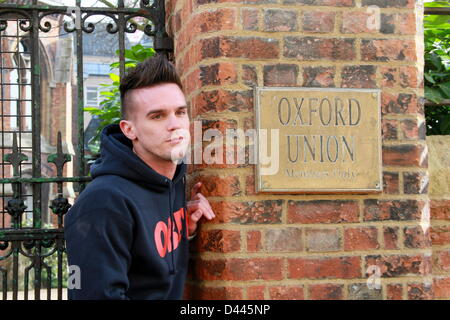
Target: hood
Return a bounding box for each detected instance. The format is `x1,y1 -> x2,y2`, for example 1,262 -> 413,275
90,124 -> 186,192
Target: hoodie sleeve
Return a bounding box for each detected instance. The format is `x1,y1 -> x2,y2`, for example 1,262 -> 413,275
64,188 -> 134,300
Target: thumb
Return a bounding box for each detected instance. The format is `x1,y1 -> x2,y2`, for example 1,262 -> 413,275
188,209 -> 201,235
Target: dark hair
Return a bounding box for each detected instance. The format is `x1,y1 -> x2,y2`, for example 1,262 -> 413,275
119,54 -> 183,119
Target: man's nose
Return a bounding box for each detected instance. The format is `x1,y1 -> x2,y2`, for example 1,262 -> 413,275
167,113 -> 182,130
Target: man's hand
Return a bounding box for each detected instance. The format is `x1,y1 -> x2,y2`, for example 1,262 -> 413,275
187,182 -> 215,237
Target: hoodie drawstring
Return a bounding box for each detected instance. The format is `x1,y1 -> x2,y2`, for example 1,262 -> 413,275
168,184 -> 176,275
182,176 -> 188,240
167,175 -> 188,276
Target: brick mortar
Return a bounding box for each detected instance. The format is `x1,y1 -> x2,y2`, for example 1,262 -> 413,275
240,226 -> 246,254
194,193 -> 430,201
231,65 -> 410,90
189,164 -> 426,176
191,248 -> 433,260
172,0 -> 184,13
431,222 -> 450,226
357,199 -> 364,223
333,65 -> 342,87
281,257 -> 288,284
333,9 -> 341,34
378,225 -> 385,249
186,276 -> 433,286
382,141 -> 427,146
382,115 -> 426,121
280,198 -> 287,224
193,186 -> 429,195
399,171 -> 405,194
429,243 -> 450,248
199,221 -> 432,230
180,57 -> 424,80
180,62 -> 424,96
192,3 -> 418,13
433,271 -> 450,276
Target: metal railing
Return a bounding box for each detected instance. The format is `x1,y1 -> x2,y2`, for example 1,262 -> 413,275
0,0 -> 171,300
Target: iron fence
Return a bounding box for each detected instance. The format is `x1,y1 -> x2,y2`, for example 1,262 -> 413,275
0,0 -> 171,300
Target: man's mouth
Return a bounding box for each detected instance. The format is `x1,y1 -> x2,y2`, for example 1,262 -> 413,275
167,137 -> 184,144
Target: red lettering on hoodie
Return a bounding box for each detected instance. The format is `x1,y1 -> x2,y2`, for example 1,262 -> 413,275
154,208 -> 185,258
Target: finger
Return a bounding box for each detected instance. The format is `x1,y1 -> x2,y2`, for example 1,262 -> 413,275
191,193 -> 201,201
189,197 -> 215,220
193,202 -> 211,220
190,202 -> 213,220
198,201 -> 214,220
193,194 -> 215,219
189,209 -> 203,223
196,194 -> 215,217
191,182 -> 202,199
188,210 -> 201,236
187,200 -> 201,208
187,201 -> 206,214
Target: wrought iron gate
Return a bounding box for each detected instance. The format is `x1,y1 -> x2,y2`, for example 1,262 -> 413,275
0,0 -> 172,300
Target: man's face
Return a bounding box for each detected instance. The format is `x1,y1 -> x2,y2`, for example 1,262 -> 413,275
120,83 -> 190,164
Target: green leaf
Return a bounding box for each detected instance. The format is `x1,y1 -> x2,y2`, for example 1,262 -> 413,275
132,44 -> 144,51
110,62 -> 120,69
425,1 -> 450,8
100,91 -> 114,96
84,107 -> 99,111
109,73 -> 120,83
438,81 -> 450,98
429,52 -> 444,70
88,142 -> 100,154
429,71 -> 449,77
124,49 -> 138,61
425,73 -> 436,84
425,14 -> 450,23
426,86 -> 446,103
444,60 -> 450,71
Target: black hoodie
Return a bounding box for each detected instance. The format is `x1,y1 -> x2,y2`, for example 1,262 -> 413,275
64,124 -> 189,300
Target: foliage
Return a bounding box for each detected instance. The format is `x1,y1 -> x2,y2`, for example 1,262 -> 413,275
84,44 -> 156,154
424,1 -> 450,135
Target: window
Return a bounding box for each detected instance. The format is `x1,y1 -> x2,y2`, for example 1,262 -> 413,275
85,86 -> 100,107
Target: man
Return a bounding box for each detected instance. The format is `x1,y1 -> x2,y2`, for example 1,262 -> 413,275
64,54 -> 215,300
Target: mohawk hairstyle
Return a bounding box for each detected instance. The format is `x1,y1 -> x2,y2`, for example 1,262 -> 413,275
119,54 -> 183,119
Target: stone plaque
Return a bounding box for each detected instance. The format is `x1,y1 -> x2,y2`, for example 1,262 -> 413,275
255,87 -> 382,193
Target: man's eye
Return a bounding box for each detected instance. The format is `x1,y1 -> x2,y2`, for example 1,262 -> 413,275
177,110 -> 187,115
152,114 -> 162,119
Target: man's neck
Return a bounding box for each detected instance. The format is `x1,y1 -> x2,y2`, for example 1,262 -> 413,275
132,147 -> 177,180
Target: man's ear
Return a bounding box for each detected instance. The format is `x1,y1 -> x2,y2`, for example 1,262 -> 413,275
119,120 -> 137,141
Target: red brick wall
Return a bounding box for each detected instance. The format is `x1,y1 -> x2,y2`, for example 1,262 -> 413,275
431,200 -> 450,299
167,0 -> 432,300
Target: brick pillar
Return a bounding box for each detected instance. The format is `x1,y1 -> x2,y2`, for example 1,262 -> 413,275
167,0 -> 432,300
428,136 -> 450,299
